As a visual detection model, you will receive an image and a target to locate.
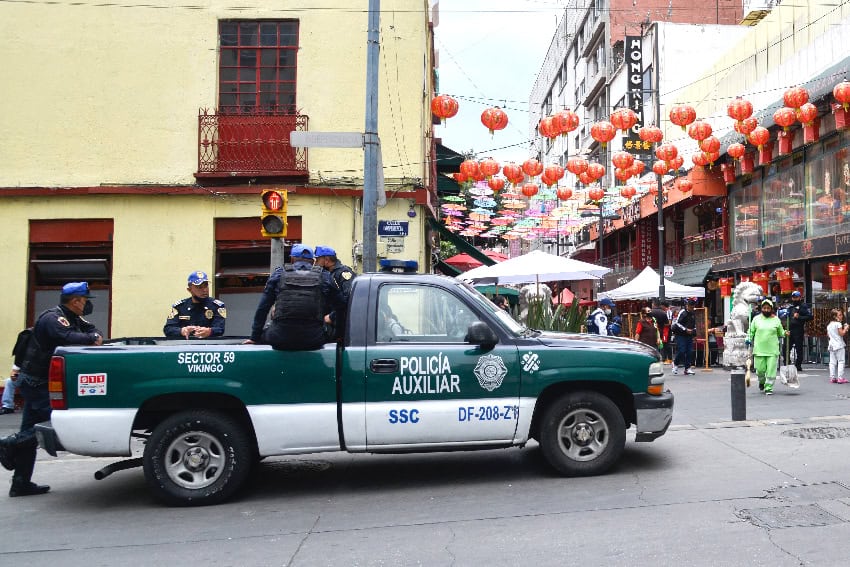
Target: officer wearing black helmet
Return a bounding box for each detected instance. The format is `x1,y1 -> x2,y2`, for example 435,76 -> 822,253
163,271 -> 226,339
786,290 -> 812,371
0,282 -> 103,497
314,245 -> 355,341
671,298 -> 698,375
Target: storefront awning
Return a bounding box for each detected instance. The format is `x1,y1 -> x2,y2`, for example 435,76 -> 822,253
667,259 -> 714,286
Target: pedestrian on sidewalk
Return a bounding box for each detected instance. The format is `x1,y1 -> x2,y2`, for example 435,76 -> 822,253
826,308 -> 849,384
1,365 -> 19,414
747,298 -> 789,395
634,307 -> 663,352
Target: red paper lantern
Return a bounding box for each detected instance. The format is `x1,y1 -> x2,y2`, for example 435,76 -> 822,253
430,94 -> 459,123
652,160 -> 669,176
471,168 -> 486,182
752,271 -> 770,294
784,86 -> 809,109
538,116 -> 559,139
718,277 -> 734,297
481,107 -> 509,135
610,108 -> 638,133
630,161 -> 645,176
459,159 -> 480,179
588,187 -> 605,201
834,81 -> 850,111
638,125 -> 664,144
586,162 -> 606,181
502,163 -> 524,184
553,109 -> 580,135
775,268 -> 794,293
676,177 -> 693,193
578,171 -> 593,185
620,186 -> 635,198
611,151 -> 635,170
655,143 -> 678,162
735,117 -> 759,136
797,102 -> 818,126
687,120 -> 713,142
590,121 -> 616,147
543,164 -> 565,183
479,158 -> 501,178
556,187 -> 573,200
773,107 -> 797,131
521,159 -> 543,177
728,142 -> 746,160
614,168 -> 631,182
748,126 -> 770,150
487,177 -> 505,193
521,183 -> 539,197
669,104 -> 696,130
566,156 -> 589,176
727,98 -> 753,123
452,172 -> 468,184
699,136 -> 720,155
704,151 -> 720,165
691,152 -> 709,168
540,171 -> 557,187
670,155 -> 684,170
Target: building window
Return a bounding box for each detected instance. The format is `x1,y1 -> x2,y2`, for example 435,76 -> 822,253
219,20 -> 299,114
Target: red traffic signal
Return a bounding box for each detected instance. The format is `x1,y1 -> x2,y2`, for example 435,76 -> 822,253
260,190 -> 288,238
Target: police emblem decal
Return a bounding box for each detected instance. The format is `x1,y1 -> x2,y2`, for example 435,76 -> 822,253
218,307 -> 227,318
522,352 -> 541,373
57,316 -> 70,327
342,271 -> 353,280
474,354 -> 508,392
205,309 -> 213,320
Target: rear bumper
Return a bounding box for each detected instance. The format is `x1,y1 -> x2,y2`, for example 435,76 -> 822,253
35,421 -> 64,456
633,391 -> 674,442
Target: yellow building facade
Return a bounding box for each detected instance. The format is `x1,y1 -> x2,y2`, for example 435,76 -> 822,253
0,0 -> 436,352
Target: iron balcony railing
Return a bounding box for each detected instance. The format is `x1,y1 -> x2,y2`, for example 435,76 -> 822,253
196,110 -> 308,178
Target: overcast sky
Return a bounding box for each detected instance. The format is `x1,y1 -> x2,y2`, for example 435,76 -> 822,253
433,0 -> 561,164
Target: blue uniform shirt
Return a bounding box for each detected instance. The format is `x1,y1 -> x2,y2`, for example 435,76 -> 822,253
164,296 -> 226,338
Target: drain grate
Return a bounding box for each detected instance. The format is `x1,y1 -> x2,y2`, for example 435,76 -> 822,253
738,503 -> 843,528
782,426 -> 850,439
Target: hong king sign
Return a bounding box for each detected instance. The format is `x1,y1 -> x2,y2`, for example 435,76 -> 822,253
624,36 -> 652,163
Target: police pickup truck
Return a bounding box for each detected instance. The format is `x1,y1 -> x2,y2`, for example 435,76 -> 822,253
37,273 -> 673,506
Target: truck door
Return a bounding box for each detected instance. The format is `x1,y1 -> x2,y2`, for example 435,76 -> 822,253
364,282 -> 520,448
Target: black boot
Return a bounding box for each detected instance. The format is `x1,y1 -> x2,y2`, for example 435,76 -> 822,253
0,435 -> 17,471
9,479 -> 50,497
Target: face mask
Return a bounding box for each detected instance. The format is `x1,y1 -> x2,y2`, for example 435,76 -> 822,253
83,300 -> 94,316
603,308 -> 611,315
761,309 -> 772,316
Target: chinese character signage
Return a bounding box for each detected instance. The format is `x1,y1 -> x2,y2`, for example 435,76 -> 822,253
625,36 -> 651,164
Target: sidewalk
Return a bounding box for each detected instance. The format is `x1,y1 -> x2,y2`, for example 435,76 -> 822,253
669,362 -> 850,428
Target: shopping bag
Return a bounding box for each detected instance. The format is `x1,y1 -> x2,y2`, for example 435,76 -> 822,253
779,335 -> 800,388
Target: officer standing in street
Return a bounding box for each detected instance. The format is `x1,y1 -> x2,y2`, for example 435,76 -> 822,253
163,271 -> 226,338
671,298 -> 698,375
786,290 -> 813,372
247,244 -> 339,350
587,298 -> 615,335
314,245 -> 355,341
0,282 -> 103,497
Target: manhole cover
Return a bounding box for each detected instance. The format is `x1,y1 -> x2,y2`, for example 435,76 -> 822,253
782,426 -> 850,439
738,504 -> 843,528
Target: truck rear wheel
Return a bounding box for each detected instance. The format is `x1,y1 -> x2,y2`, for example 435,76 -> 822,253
539,391 -> 625,477
143,410 -> 252,506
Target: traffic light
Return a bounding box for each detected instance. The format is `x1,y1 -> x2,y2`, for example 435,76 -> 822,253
260,189 -> 288,237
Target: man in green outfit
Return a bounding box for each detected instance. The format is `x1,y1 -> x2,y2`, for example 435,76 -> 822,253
747,298 -> 790,395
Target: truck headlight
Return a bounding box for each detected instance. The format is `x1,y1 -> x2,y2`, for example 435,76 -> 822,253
649,362 -> 664,376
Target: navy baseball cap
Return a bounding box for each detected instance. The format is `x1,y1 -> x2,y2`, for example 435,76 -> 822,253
791,290 -> 802,298
61,281 -> 94,298
684,298 -> 697,305
290,244 -> 314,259
599,298 -> 615,307
187,271 -> 209,285
314,245 -> 337,258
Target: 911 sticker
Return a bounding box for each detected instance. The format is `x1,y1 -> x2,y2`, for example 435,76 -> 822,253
78,373 -> 107,396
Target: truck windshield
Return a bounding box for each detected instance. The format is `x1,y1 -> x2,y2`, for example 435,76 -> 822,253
457,281 -> 526,336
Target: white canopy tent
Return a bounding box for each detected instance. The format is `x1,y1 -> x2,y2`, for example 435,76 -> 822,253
457,249 -> 610,285
598,266 -> 706,301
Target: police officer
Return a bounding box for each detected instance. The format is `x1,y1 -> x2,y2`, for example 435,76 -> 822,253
247,244 -> 338,350
0,282 -> 103,497
314,245 -> 355,341
786,290 -> 813,371
587,298 -> 614,335
163,271 -> 226,338
671,298 -> 697,375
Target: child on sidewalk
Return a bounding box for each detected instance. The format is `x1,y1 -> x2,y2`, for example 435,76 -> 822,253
826,308 -> 849,384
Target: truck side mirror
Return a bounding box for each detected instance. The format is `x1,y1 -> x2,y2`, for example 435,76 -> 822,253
465,321 -> 498,346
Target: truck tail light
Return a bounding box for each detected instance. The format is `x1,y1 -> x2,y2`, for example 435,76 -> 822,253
48,356 -> 67,410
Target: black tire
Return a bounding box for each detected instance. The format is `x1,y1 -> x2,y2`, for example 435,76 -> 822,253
539,391 -> 626,477
143,410 -> 252,506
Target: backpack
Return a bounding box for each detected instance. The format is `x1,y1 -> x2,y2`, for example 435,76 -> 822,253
12,327 -> 35,367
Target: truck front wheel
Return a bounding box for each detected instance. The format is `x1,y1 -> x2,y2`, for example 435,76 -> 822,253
143,410 -> 252,506
539,392 -> 626,477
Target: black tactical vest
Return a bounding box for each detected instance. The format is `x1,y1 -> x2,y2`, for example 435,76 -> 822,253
273,265 -> 326,322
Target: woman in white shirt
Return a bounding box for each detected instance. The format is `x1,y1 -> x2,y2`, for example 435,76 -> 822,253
826,308 -> 849,384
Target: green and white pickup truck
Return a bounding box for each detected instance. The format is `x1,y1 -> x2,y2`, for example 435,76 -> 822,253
37,273 -> 673,506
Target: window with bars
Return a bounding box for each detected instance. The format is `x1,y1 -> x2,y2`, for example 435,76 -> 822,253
219,20 -> 299,115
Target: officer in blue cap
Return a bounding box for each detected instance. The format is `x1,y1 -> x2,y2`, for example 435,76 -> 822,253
163,270 -> 226,339
587,297 -> 614,335
1,282 -> 103,497
314,245 -> 356,341
247,244 -> 340,350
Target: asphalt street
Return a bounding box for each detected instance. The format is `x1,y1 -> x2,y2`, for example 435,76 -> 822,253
1,364 -> 849,566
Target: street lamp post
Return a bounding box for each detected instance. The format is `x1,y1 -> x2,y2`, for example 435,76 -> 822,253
581,198 -> 621,290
